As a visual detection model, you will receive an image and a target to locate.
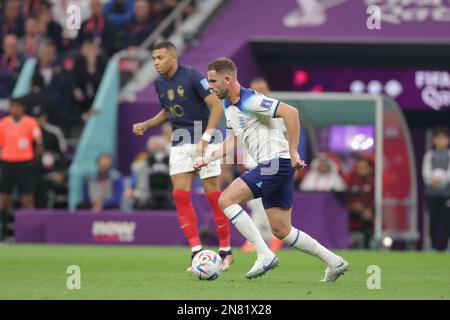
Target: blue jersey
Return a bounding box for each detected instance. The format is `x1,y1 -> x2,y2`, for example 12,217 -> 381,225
154,65 -> 211,146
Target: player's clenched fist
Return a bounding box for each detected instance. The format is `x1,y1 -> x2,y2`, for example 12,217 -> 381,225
132,122 -> 147,136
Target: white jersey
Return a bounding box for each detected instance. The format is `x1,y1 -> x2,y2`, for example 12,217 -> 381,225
223,87 -> 290,164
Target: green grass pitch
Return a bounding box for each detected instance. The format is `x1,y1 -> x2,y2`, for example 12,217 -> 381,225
0,244 -> 449,300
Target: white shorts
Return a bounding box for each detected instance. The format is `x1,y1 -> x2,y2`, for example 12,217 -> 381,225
169,143 -> 221,179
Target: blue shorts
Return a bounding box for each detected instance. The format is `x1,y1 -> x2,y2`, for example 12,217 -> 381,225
240,158 -> 295,209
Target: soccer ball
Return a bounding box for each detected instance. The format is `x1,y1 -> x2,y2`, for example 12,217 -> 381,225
191,250 -> 223,280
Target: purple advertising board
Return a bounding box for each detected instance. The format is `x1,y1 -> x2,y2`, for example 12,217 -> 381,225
15,192 -> 349,249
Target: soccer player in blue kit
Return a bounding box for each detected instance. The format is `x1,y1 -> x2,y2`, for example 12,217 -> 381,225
194,58 -> 349,281
132,42 -> 233,272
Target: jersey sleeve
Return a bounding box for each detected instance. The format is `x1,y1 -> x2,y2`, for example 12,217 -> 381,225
154,81 -> 167,110
242,93 -> 280,118
0,122 -> 3,148
30,120 -> 43,143
190,68 -> 211,100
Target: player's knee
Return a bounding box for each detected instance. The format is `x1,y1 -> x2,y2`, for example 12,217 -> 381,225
218,194 -> 231,211
271,225 -> 290,240
172,189 -> 189,204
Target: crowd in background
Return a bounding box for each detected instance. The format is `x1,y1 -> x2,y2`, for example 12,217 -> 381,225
0,1 -> 448,250
0,0 -> 188,240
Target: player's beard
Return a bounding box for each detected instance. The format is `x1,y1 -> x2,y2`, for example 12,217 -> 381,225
216,88 -> 228,99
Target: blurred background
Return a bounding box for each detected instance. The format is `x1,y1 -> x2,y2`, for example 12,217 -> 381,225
1,0 -> 449,253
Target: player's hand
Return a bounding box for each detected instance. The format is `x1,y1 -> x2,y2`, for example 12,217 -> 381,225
193,156 -> 209,171
132,122 -> 147,136
290,151 -> 307,170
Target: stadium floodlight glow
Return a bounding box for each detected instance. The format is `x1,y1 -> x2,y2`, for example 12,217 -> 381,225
350,80 -> 365,94
385,79 -> 403,98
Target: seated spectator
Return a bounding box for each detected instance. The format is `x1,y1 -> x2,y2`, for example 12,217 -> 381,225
127,0 -> 157,48
33,40 -> 72,118
30,105 -> 67,208
0,34 -> 23,97
21,73 -> 64,129
152,0 -> 177,24
422,126 -> 450,251
77,153 -> 124,211
124,135 -> 172,209
0,0 -> 24,43
103,0 -> 134,28
72,37 -> 107,116
346,156 -> 375,249
19,15 -> 48,58
22,0 -> 45,17
300,153 -> 346,192
77,0 -> 109,48
37,1 -> 62,51
48,0 -> 91,45
102,0 -> 133,56
146,135 -> 172,209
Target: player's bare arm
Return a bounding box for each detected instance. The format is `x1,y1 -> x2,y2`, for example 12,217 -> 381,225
132,109 -> 169,136
275,102 -> 306,170
194,130 -> 237,170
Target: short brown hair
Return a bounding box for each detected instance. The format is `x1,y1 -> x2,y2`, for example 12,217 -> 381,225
207,57 -> 237,74
433,126 -> 449,137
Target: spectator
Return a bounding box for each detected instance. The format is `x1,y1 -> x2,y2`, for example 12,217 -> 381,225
77,153 -> 124,211
33,40 -> 72,116
346,156 -> 375,249
102,0 -> 133,56
48,0 -> 91,43
125,135 -> 172,209
127,0 -> 157,48
22,0 -> 45,17
19,15 -> 48,58
0,0 -> 24,43
146,134 -> 171,209
422,126 -> 450,251
0,98 -> 42,240
30,105 -> 67,208
21,72 -> 65,129
37,1 -> 62,51
0,34 -> 23,97
72,37 -> 107,115
77,0 -> 109,47
300,153 -> 346,192
103,0 -> 134,27
152,0 -> 177,24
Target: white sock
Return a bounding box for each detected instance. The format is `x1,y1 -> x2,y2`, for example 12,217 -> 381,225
223,204 -> 273,258
283,227 -> 341,267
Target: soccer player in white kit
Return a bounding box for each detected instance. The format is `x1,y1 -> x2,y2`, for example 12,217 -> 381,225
194,58 -> 349,281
